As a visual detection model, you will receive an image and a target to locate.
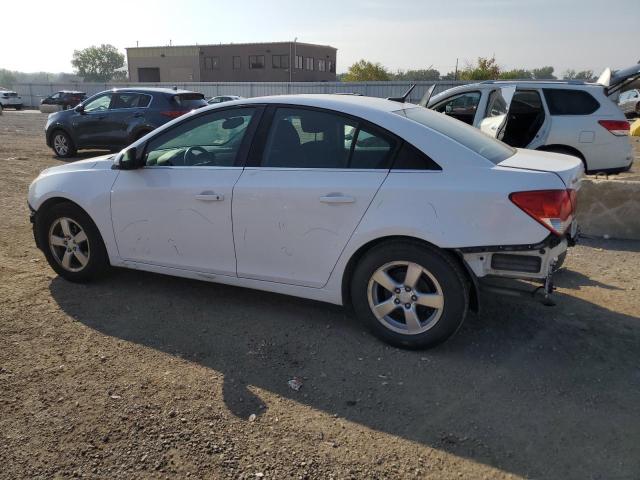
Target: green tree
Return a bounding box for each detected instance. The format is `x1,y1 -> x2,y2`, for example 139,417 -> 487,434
0,69 -> 17,88
71,44 -> 125,82
440,71 -> 458,80
343,60 -> 390,81
562,69 -> 596,81
532,66 -> 556,80
394,68 -> 440,81
499,69 -> 533,80
459,56 -> 501,80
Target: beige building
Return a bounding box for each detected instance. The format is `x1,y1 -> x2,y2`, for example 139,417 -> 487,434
126,42 -> 337,83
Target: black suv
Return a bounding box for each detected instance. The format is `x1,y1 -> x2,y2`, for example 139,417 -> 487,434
45,88 -> 207,158
40,91 -> 86,112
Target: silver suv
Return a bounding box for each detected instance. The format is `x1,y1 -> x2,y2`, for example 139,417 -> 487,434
425,65 -> 640,174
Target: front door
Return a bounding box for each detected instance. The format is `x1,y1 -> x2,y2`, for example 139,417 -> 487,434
110,106 -> 260,275
233,106 -> 397,288
73,92 -> 115,147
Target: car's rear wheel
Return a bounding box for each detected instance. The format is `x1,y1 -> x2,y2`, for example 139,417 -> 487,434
36,202 -> 109,282
15,104 -> 22,111
51,130 -> 76,158
351,241 -> 469,349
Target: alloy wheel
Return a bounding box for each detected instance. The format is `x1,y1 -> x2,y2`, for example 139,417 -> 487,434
367,261 -> 444,335
48,217 -> 90,272
53,134 -> 69,156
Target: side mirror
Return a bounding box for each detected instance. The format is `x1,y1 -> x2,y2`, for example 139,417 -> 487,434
74,104 -> 85,114
115,147 -> 143,170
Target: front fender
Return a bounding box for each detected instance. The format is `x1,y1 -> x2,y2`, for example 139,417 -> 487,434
29,165 -> 121,263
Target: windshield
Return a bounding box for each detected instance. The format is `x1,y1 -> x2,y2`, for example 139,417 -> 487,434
394,107 -> 516,164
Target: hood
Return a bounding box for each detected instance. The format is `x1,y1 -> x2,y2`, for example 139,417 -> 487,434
498,149 -> 583,190
40,154 -> 115,176
597,63 -> 640,95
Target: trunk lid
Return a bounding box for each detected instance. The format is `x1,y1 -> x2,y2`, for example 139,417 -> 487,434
597,63 -> 640,95
498,149 -> 583,190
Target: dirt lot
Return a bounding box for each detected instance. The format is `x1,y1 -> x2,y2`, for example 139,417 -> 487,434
1,111 -> 639,480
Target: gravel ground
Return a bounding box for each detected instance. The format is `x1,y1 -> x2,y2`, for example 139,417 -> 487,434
1,111 -> 639,480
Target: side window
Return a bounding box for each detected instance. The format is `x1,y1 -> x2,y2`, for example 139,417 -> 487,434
392,142 -> 441,171
261,108 -> 396,169
83,94 -> 112,112
543,89 -> 600,115
144,107 -> 256,168
433,91 -> 481,125
111,93 -> 151,109
485,89 -> 509,117
349,126 -> 396,169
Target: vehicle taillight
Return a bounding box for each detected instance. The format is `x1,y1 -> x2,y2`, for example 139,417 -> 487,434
161,110 -> 188,118
598,120 -> 630,136
509,189 -> 575,235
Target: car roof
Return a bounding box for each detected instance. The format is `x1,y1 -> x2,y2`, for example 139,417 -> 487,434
221,94 -> 410,114
429,80 -> 604,104
107,87 -> 199,95
58,90 -> 85,94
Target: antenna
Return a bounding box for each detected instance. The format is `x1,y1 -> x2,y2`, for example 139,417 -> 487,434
387,84 -> 416,103
418,84 -> 436,107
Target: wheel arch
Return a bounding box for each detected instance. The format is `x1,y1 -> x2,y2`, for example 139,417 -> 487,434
47,125 -> 74,148
340,235 -> 479,313
34,196 -> 106,255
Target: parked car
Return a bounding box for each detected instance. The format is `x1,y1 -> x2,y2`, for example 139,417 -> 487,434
45,87 -> 208,158
618,89 -> 640,118
207,95 -> 243,104
40,91 -> 86,113
0,90 -> 23,110
425,65 -> 640,174
29,94 -> 582,349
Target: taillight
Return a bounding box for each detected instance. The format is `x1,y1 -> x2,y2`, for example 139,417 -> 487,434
598,120 -> 630,136
161,110 -> 188,118
510,189 -> 575,235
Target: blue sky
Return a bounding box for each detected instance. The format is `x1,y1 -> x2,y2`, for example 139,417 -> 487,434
3,0 -> 638,75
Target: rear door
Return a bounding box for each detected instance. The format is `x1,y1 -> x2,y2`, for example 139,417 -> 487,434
232,106 -> 397,287
108,92 -> 152,147
478,86 -> 516,139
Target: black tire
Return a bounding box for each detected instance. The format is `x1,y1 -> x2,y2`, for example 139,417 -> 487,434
134,130 -> 152,142
36,202 -> 110,282
51,130 -> 77,158
540,146 -> 587,172
350,241 -> 469,349
15,104 -> 22,110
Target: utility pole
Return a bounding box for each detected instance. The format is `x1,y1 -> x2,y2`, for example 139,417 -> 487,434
454,58 -> 458,81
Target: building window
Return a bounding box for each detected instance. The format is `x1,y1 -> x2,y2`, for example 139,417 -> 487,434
305,57 -> 314,71
328,60 -> 334,73
233,56 -> 241,70
249,55 -> 265,69
205,56 -> 220,70
272,54 -> 289,69
295,55 -> 303,70
318,59 -> 326,72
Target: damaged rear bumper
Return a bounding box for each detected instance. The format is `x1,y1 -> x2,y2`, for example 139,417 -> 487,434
457,229 -> 577,305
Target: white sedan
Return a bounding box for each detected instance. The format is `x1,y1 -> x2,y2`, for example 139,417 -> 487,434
28,95 -> 582,349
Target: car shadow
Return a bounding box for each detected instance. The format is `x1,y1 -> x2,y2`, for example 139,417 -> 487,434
48,268 -> 640,480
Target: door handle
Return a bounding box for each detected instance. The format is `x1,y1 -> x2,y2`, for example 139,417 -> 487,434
319,194 -> 355,204
195,191 -> 224,201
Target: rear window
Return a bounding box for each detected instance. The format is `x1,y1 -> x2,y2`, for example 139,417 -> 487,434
394,107 -> 515,165
543,89 -> 600,115
173,93 -> 207,110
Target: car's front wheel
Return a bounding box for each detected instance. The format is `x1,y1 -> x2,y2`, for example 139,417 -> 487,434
51,130 -> 76,158
36,202 -> 109,282
351,241 -> 469,349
